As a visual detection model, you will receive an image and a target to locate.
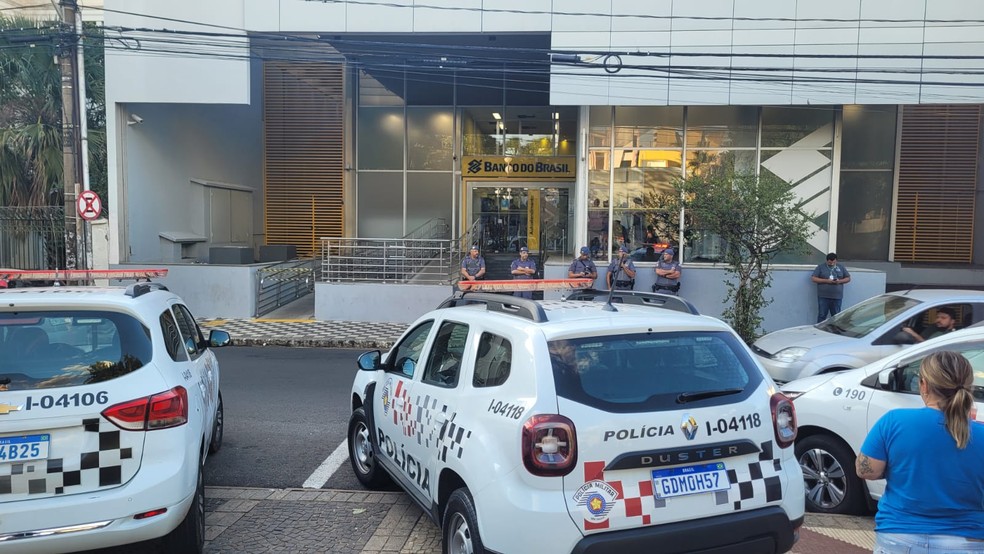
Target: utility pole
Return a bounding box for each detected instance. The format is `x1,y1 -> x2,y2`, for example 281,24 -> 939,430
58,0 -> 83,270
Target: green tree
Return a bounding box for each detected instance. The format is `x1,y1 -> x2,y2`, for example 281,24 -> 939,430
669,169 -> 814,343
0,17 -> 105,208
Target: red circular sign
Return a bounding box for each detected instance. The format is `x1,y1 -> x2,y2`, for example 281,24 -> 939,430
77,190 -> 102,221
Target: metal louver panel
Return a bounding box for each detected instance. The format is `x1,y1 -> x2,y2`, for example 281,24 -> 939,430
895,105 -> 979,263
264,62 -> 345,258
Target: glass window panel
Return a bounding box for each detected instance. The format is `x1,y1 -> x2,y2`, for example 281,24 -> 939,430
357,172 -> 403,237
588,158 -> 610,258
359,69 -> 404,107
358,107 -> 404,170
837,171 -> 893,260
842,105 -> 897,170
686,106 -> 758,148
761,107 -> 834,147
408,108 -> 453,170
686,150 -> 758,177
461,106 -> 502,156
407,172 -> 453,237
615,106 -> 684,148
502,107 -> 558,156
406,68 -> 454,105
590,106 -> 612,147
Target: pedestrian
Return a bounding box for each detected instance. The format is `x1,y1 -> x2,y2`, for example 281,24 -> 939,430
460,245 -> 486,283
568,246 -> 598,282
510,246 -> 537,299
652,248 -> 681,295
606,245 -> 637,290
811,252 -> 851,323
902,307 -> 958,343
856,351 -> 984,553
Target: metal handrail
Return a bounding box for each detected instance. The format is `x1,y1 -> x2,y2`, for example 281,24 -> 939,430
255,258 -> 316,317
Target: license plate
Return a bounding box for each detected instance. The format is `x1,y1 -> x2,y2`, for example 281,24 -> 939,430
0,434 -> 50,463
652,462 -> 729,499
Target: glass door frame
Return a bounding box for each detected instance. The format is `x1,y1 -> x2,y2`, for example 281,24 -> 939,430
463,180 -> 574,257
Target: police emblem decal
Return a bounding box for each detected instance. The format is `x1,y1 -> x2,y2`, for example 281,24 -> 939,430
381,377 -> 392,416
573,480 -> 618,523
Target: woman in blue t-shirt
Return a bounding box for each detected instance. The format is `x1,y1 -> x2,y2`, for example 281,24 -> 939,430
857,351 -> 984,553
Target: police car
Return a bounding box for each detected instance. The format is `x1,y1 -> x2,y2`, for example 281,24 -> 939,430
0,282 -> 229,553
348,291 -> 805,554
781,325 -> 984,514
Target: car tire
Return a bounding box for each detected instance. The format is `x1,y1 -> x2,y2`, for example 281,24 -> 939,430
796,435 -> 867,515
208,392 -> 224,455
162,457 -> 205,553
442,488 -> 485,554
348,407 -> 392,489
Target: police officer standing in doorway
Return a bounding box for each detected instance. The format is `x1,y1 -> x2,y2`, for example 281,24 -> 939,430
607,245 -> 637,290
510,246 -> 537,299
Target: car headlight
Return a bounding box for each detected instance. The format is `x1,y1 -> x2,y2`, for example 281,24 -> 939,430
773,347 -> 809,363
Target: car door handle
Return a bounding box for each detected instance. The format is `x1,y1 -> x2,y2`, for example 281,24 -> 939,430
434,412 -> 447,424
393,396 -> 404,408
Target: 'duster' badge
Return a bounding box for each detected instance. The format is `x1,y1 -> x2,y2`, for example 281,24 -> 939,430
573,480 -> 619,523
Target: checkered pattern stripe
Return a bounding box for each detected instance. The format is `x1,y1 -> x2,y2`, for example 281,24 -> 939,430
394,390 -> 472,462
0,418 -> 141,499
198,318 -> 407,345
438,413 -> 472,463
391,381 -> 419,438
579,440 -> 784,531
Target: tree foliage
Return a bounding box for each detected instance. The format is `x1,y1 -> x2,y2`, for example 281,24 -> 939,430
669,170 -> 815,343
0,17 -> 105,208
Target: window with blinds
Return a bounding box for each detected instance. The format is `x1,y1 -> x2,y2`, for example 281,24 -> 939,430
263,62 -> 345,258
895,105 -> 980,263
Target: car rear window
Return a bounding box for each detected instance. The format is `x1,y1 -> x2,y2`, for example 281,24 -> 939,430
0,311 -> 152,390
549,331 -> 762,413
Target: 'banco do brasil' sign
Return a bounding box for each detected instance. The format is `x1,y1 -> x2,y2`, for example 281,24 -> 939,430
462,156 -> 576,179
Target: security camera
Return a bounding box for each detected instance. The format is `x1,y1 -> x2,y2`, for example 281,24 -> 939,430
127,114 -> 144,125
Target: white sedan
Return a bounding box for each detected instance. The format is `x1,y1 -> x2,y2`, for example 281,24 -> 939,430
0,283 -> 229,553
780,326 -> 984,514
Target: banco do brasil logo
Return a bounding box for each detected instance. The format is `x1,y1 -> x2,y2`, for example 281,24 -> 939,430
467,159 -> 483,174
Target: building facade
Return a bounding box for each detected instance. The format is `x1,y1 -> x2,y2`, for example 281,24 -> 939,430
105,0 -> 984,290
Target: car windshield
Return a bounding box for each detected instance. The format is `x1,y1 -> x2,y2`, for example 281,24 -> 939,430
0,311 -> 152,391
817,294 -> 920,338
549,331 -> 761,413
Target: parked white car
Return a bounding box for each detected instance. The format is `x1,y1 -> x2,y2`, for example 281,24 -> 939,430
753,289 -> 984,383
348,291 -> 805,554
780,326 -> 984,514
0,283 -> 230,553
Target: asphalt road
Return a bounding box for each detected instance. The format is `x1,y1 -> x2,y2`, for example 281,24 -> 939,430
206,346 -> 395,492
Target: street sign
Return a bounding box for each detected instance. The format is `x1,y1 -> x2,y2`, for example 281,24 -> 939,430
77,190 -> 102,221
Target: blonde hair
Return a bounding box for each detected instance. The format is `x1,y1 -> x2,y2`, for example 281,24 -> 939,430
920,351 -> 976,449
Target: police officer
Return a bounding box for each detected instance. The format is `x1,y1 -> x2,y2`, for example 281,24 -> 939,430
568,246 -> 598,282
460,245 -> 486,282
510,246 -> 537,299
606,245 -> 637,290
652,248 -> 682,295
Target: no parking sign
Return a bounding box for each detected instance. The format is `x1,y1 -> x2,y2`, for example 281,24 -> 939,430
77,190 -> 102,221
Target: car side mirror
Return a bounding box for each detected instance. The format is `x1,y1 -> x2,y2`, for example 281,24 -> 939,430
357,351 -> 381,371
208,330 -> 231,348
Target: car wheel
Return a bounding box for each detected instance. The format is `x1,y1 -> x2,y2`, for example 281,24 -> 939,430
162,457 -> 205,553
796,435 -> 867,515
348,407 -> 391,489
208,392 -> 224,454
442,488 -> 485,554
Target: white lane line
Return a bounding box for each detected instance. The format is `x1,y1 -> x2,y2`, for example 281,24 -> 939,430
303,439 -> 349,489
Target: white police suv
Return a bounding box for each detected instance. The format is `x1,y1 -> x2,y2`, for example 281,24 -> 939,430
781,325 -> 984,515
0,283 -> 229,553
348,291 -> 804,554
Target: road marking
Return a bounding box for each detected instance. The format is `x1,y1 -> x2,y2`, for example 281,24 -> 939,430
303,440 -> 349,489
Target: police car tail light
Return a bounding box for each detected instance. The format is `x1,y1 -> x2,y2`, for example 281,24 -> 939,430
770,393 -> 798,448
102,386 -> 188,431
522,414 -> 577,477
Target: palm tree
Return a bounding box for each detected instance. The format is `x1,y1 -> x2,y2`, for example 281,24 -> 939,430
0,16 -> 105,208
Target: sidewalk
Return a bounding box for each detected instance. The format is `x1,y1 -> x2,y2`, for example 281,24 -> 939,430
199,299 -> 876,553
204,486 -> 875,554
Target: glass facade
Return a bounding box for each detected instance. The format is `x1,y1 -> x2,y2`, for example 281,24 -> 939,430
588,106 -> 836,264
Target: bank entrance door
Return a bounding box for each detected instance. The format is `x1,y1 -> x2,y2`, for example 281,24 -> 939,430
468,183 -> 571,278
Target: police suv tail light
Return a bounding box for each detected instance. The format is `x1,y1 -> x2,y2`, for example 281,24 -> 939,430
770,393 -> 797,448
522,414 -> 577,476
103,386 -> 188,431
